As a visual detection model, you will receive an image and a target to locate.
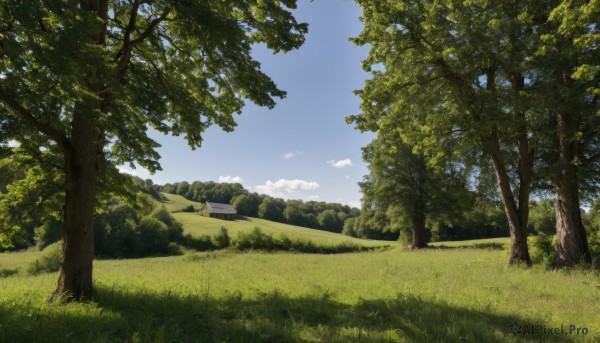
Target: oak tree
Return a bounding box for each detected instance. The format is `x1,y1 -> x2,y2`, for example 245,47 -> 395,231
0,0 -> 307,301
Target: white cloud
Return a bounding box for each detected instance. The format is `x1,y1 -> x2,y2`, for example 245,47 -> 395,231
344,175 -> 351,180
255,179 -> 319,197
283,151 -> 304,160
308,195 -> 320,200
327,159 -> 354,168
219,175 -> 244,184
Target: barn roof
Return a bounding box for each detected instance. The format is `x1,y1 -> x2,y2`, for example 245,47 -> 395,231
202,202 -> 237,214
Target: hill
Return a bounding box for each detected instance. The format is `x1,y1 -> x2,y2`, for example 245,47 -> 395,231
157,193 -> 395,248
155,192 -> 201,212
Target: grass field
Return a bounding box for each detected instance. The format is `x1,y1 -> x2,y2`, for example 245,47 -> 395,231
156,192 -> 202,212
1,199 -> 599,342
1,245 -> 599,342
174,212 -> 395,248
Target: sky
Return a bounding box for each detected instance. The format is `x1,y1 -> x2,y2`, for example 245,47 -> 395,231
119,0 -> 374,208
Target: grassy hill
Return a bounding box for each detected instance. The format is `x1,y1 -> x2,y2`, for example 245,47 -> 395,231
155,192 -> 201,212
157,193 -> 396,248
174,213 -> 394,248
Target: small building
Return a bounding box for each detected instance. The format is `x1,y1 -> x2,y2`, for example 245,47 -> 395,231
199,202 -> 237,220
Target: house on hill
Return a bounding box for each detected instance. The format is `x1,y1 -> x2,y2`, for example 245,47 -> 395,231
199,202 -> 237,220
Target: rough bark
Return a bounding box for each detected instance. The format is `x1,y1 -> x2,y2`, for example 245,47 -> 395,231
409,154 -> 428,250
410,205 -> 427,249
48,0 -> 108,302
555,112 -> 591,267
48,110 -> 100,302
486,133 -> 532,266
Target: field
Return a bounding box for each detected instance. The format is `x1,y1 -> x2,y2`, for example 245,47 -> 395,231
156,193 -> 202,212
1,198 -> 599,342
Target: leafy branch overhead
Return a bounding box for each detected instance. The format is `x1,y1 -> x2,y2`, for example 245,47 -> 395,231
0,0 -> 308,171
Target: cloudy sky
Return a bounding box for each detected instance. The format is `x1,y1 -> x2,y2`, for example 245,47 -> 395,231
120,0 -> 374,208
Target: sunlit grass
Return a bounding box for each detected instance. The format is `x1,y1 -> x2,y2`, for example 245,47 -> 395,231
155,192 -> 201,212
174,212 -> 395,248
1,245 -> 599,342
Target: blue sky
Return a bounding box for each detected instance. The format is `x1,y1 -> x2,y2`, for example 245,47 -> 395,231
120,0 -> 373,208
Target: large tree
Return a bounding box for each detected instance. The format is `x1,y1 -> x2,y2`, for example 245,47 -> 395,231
360,126 -> 469,249
533,0 -> 599,266
0,0 -> 307,301
350,0 -> 544,264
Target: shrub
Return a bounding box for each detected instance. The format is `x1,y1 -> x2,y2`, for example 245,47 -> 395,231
28,241 -> 61,275
34,220 -> 62,250
181,205 -> 195,212
234,227 -> 275,251
95,219 -> 137,257
212,227 -> 231,249
182,233 -> 216,251
232,227 -> 367,254
529,234 -> 556,267
152,207 -> 184,243
135,217 -> 170,256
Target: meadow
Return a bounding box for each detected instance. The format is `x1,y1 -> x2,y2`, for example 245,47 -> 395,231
1,196 -> 599,342
2,240 -> 600,342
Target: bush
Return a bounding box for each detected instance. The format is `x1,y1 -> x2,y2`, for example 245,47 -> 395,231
28,241 -> 61,275
529,234 -> 556,267
232,227 -> 367,254
152,207 -> 184,243
181,205 -> 195,212
234,227 -> 275,251
135,217 -> 170,256
212,227 -> 231,249
182,233 -> 216,251
34,220 -> 62,250
95,219 -> 137,257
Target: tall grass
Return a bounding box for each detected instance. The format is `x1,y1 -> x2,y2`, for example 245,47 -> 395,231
1,245 -> 599,342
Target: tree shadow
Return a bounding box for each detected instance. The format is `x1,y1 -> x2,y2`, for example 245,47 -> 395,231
0,286 -> 577,342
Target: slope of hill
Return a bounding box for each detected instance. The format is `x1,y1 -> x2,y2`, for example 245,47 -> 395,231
174,212 -> 395,248
157,193 -> 395,248
155,192 -> 201,212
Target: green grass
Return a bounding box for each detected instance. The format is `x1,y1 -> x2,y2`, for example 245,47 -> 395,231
175,212 -> 394,248
155,192 -> 201,212
1,244 -> 599,342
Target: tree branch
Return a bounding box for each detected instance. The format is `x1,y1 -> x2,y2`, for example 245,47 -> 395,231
115,4 -> 170,83
0,87 -> 71,153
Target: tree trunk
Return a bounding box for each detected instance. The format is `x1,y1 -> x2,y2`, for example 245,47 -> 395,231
47,0 -> 108,303
48,110 -> 100,302
555,113 -> 591,267
410,206 -> 427,249
486,133 -> 532,266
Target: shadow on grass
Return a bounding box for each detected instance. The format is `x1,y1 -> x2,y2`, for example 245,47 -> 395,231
428,242 -> 506,251
0,268 -> 19,278
0,286 -> 576,343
